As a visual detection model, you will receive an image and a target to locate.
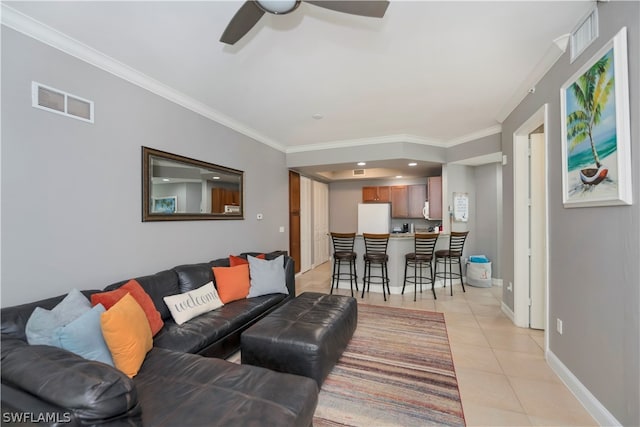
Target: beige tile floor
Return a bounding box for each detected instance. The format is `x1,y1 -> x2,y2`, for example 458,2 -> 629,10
297,262 -> 597,427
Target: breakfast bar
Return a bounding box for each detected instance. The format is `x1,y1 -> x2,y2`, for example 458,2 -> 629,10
339,233 -> 450,295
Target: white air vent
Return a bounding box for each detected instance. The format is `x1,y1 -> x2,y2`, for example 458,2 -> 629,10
32,82 -> 94,123
353,169 -> 366,176
570,7 -> 598,63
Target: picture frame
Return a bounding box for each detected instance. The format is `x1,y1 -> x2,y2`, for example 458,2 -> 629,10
152,196 -> 177,214
453,192 -> 469,222
560,27 -> 632,208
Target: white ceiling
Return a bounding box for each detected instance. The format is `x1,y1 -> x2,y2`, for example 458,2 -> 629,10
5,0 -> 594,178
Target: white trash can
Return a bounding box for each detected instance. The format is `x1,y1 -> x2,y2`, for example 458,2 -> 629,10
466,255 -> 492,287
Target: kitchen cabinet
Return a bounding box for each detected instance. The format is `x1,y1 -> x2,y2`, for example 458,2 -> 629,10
362,186 -> 390,203
390,185 -> 426,218
427,176 -> 442,219
408,185 -> 427,218
390,186 -> 408,218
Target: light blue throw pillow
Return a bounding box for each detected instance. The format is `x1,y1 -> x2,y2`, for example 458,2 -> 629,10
247,255 -> 289,298
52,304 -> 114,366
25,288 -> 92,346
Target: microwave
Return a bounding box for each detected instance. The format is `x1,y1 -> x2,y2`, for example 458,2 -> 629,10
224,205 -> 240,213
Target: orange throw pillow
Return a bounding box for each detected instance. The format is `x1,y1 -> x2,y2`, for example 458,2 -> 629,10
91,279 -> 163,336
212,264 -> 250,303
229,253 -> 265,267
100,293 -> 153,378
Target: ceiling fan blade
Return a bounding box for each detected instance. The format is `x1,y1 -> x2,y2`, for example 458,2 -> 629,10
305,1 -> 389,18
220,1 -> 266,45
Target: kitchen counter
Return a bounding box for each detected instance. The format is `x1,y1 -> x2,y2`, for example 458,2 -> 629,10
342,234 -> 450,295
387,232 -> 449,238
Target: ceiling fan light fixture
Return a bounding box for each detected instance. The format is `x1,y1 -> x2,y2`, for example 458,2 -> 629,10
256,0 -> 301,15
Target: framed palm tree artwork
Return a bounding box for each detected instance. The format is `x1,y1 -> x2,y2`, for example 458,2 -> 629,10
561,27 -> 632,208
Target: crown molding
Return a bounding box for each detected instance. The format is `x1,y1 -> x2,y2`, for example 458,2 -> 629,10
3,4 -> 508,155
286,134 -> 446,154
0,4 -> 287,152
496,34 -> 570,123
446,125 -> 503,147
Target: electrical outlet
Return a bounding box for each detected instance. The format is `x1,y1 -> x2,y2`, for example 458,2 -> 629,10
279,226 -> 285,233
557,318 -> 563,335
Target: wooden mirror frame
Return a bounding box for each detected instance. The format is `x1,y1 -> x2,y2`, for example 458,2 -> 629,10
142,146 -> 244,221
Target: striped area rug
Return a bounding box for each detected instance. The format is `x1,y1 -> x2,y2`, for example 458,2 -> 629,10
314,304 -> 465,426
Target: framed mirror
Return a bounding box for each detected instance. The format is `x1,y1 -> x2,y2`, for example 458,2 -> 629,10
142,147 -> 244,221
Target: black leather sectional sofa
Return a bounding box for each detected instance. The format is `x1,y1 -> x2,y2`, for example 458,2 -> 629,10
1,251 -> 319,426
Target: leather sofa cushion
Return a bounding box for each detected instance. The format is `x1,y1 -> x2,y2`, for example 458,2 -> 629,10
174,263 -> 215,293
1,337 -> 140,424
153,294 -> 286,354
135,347 -> 318,426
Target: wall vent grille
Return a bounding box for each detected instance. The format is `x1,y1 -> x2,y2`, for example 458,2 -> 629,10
32,82 -> 94,123
353,169 -> 366,176
570,7 -> 598,63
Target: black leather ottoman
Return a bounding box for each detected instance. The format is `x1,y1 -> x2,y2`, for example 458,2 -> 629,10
241,292 -> 357,387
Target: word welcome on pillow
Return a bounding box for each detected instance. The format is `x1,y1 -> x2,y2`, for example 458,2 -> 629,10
247,255 -> 288,298
163,282 -> 223,325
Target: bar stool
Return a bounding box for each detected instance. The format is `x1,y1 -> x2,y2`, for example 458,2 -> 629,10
434,231 -> 469,296
330,232 -> 358,297
361,233 -> 391,301
402,233 -> 439,301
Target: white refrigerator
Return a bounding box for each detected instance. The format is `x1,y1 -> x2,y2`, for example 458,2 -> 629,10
357,203 -> 391,235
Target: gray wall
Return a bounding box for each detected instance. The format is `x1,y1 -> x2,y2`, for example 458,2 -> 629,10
1,28 -> 290,307
474,163 -> 502,277
447,133 -> 501,162
500,2 -> 639,424
444,164 -> 477,259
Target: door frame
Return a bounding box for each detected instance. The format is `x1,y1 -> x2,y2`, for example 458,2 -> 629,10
512,104 -> 549,345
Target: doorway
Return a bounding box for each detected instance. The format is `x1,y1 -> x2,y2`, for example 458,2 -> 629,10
513,105 -> 548,337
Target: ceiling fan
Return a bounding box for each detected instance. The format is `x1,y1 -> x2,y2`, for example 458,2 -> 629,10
220,0 -> 390,45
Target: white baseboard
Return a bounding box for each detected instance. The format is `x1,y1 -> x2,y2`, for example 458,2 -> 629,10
501,301 -> 515,322
546,350 -> 622,426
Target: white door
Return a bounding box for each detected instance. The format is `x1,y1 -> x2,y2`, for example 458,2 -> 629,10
529,132 -> 547,330
300,176 -> 313,273
313,181 -> 330,266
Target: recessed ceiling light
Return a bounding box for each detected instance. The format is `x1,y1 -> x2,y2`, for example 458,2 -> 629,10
395,175 -> 403,178
312,113 -> 324,120
408,162 -> 417,167
162,178 -> 170,182
357,162 -> 366,166
212,176 -> 221,180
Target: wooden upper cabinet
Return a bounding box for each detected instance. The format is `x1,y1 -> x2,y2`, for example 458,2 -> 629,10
427,176 -> 442,219
390,186 -> 408,218
362,186 -> 390,203
390,185 -> 426,218
408,185 -> 427,218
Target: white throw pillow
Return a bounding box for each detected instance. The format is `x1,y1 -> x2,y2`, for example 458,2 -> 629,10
163,282 -> 223,325
247,255 -> 289,298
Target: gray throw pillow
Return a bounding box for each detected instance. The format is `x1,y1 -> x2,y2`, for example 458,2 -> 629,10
247,255 -> 288,298
25,288 -> 92,346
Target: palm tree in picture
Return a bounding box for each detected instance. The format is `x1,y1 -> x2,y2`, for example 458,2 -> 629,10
566,54 -> 614,185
